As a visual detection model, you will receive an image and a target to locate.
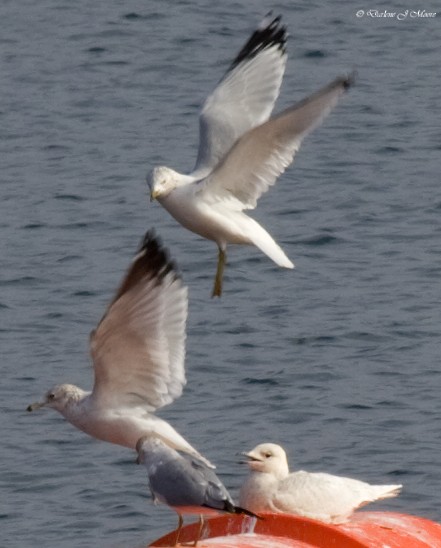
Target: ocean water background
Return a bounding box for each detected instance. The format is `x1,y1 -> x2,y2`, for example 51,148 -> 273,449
1,0 -> 440,546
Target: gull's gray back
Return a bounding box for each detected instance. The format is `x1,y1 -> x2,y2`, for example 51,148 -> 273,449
144,441 -> 233,510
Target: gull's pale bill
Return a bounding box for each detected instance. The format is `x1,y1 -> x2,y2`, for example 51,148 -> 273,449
239,443 -> 402,523
27,231 -> 213,467
136,435 -> 258,546
147,14 -> 354,297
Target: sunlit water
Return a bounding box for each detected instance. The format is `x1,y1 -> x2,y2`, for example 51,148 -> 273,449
1,1 -> 440,546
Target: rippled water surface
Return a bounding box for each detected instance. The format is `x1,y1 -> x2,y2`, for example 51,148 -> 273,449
1,1 -> 440,546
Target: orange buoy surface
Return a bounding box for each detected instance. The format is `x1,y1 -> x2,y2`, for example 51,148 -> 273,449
149,511 -> 441,547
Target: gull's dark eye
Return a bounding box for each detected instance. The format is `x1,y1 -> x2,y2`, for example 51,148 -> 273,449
264,452 -> 272,458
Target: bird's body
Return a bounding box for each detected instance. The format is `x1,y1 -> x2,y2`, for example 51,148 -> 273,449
137,435 -> 258,545
157,174 -> 289,258
42,384 -> 194,452
27,232 -> 213,467
240,443 -> 402,524
147,15 -> 354,296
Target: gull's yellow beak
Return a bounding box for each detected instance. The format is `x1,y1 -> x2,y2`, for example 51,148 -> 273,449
26,401 -> 45,412
150,189 -> 161,202
240,451 -> 262,463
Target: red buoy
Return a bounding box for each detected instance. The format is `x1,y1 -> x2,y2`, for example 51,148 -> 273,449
149,511 -> 441,547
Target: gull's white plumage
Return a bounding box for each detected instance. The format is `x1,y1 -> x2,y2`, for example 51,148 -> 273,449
27,231 -> 213,467
147,15 -> 354,296
239,443 -> 402,524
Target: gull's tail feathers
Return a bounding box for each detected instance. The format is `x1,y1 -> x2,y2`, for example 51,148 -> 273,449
245,217 -> 294,269
367,484 -> 403,502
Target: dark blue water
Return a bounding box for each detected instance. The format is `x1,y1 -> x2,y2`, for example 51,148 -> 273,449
1,1 -> 440,546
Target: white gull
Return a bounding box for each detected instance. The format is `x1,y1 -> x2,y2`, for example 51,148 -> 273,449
27,230 -> 213,467
147,14 -> 354,296
239,443 -> 402,523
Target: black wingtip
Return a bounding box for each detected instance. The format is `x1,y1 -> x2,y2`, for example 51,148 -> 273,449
222,500 -> 262,520
234,505 -> 263,520
229,14 -> 287,70
137,229 -> 180,283
110,229 -> 180,305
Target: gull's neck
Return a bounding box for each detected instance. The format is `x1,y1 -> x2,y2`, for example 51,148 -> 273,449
56,387 -> 92,424
274,462 -> 290,481
241,471 -> 279,512
176,171 -> 198,186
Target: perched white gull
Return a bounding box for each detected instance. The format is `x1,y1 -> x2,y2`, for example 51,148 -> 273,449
147,14 -> 354,296
239,443 -> 402,524
27,230 -> 213,467
137,435 -> 258,546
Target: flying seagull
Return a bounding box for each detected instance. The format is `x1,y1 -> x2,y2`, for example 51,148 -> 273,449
27,230 -> 213,467
147,14 -> 354,296
137,435 -> 259,546
239,443 -> 402,523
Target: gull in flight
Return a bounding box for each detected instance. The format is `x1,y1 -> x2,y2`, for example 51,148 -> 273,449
27,230 -> 213,467
147,14 -> 354,296
137,435 -> 259,546
239,443 -> 402,523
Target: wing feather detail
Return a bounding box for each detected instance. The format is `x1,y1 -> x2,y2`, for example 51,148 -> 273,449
199,74 -> 355,210
90,231 -> 188,410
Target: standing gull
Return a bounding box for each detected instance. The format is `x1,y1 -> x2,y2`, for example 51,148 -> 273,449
137,435 -> 258,546
27,230 -> 212,467
147,14 -> 354,296
239,443 -> 402,523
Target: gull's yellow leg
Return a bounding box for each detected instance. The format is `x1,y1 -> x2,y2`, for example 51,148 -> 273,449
212,248 -> 226,298
193,515 -> 205,546
174,514 -> 183,546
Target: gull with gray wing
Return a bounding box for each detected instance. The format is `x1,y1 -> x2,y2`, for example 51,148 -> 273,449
27,231 -> 213,467
147,14 -> 354,296
137,435 -> 258,546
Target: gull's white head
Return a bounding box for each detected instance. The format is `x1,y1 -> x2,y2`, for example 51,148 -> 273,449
243,443 -> 290,479
147,166 -> 183,200
27,383 -> 85,413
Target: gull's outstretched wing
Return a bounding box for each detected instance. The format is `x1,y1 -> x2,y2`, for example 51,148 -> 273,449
191,14 -> 287,179
199,74 -> 355,210
90,230 -> 188,410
